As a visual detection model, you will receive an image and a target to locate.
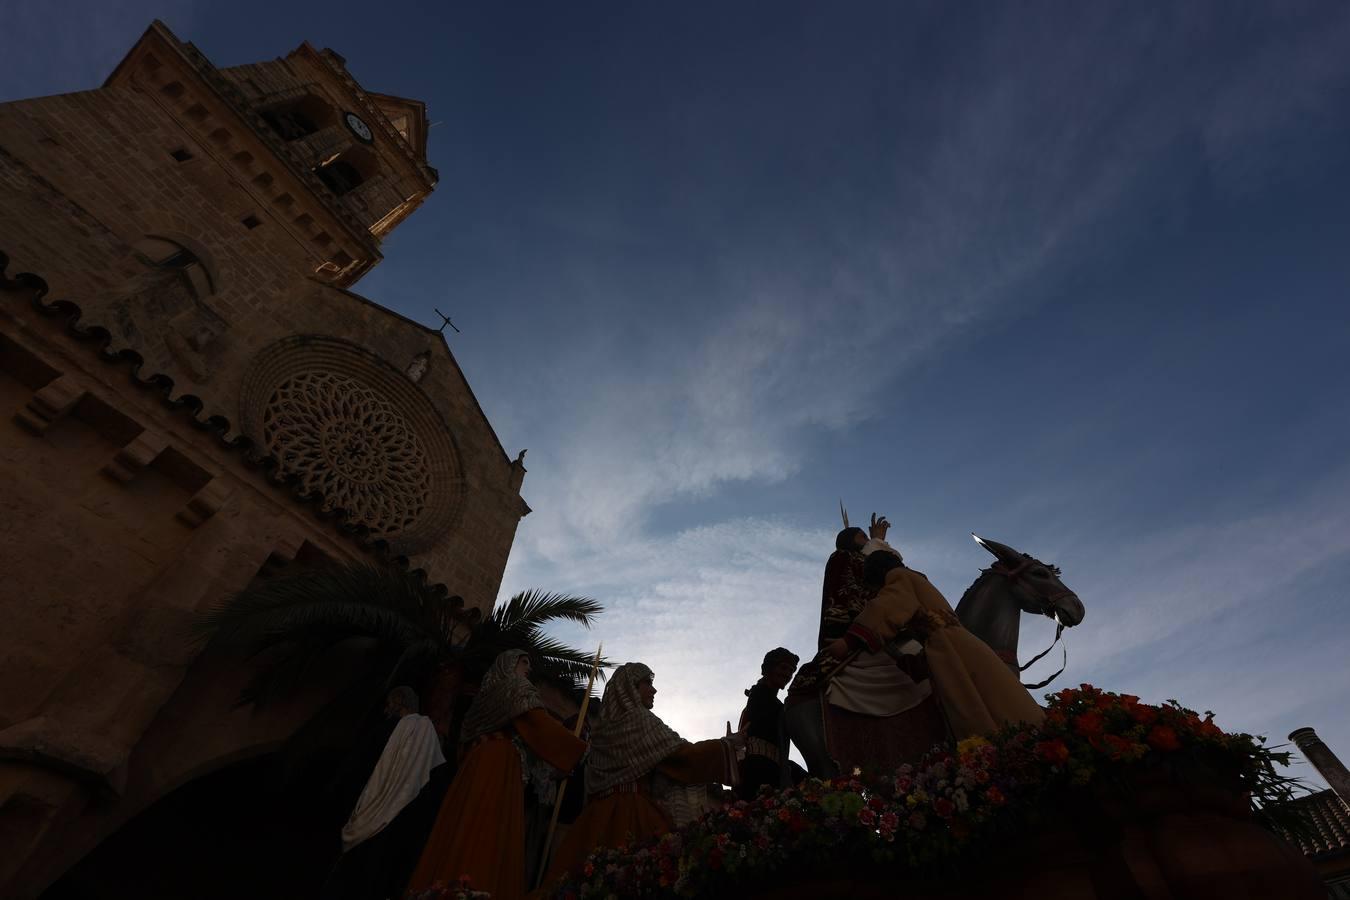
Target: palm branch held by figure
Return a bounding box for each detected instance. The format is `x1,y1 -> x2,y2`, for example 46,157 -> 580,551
195,561 -> 609,706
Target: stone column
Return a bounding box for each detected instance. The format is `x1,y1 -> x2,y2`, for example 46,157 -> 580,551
1289,727 -> 1350,804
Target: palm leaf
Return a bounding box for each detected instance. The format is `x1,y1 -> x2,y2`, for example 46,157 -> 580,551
490,590 -> 603,633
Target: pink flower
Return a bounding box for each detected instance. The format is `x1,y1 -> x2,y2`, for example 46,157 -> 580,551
859,808 -> 877,826
880,812 -> 899,829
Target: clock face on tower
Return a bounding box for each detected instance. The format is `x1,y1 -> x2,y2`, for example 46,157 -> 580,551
344,111 -> 374,144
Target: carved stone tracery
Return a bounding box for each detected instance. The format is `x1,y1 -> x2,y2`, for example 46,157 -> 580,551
241,337 -> 463,552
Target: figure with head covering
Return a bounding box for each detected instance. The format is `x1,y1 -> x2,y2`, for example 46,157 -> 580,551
824,550 -> 1045,740
406,650 -> 586,900
785,510 -> 948,777
736,648 -> 807,800
322,687 -> 446,900
539,662 -> 743,888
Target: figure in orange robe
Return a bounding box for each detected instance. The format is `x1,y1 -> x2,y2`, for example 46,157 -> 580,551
406,650 -> 586,900
539,662 -> 742,889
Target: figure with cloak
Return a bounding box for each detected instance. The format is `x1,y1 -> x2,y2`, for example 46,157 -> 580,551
784,513 -> 947,776
322,686 -> 447,900
736,647 -> 806,800
406,650 -> 587,900
827,550 -> 1045,739
539,662 -> 743,888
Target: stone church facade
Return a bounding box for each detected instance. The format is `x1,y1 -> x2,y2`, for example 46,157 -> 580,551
0,22 -> 527,898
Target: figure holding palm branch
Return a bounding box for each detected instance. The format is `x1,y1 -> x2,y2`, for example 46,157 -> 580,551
406,650 -> 587,900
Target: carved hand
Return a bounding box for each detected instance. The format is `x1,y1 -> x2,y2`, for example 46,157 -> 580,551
869,513 -> 891,539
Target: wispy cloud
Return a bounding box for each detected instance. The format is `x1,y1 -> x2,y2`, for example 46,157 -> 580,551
497,6 -> 1350,779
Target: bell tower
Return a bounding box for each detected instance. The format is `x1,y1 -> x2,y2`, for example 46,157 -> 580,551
0,20 -> 441,388
102,23 -> 438,285
0,23 -> 530,899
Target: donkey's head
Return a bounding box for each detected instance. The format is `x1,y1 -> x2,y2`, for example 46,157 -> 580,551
972,534 -> 1085,627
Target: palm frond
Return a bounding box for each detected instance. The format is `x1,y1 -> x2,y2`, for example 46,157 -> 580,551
525,633 -> 610,673
197,564 -> 610,703
491,590 -> 603,633
199,563 -> 455,648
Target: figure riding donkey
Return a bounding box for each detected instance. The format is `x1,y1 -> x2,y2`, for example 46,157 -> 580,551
784,505 -> 1085,778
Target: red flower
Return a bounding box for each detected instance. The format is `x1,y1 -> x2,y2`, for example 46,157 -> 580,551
1147,725 -> 1181,752
1073,710 -> 1106,737
881,811 -> 899,829
986,786 -> 1006,806
1037,739 -> 1071,764
1103,734 -> 1132,760
868,795 -> 886,811
933,797 -> 955,819
859,808 -> 877,826
1129,704 -> 1157,726
1045,709 -> 1068,728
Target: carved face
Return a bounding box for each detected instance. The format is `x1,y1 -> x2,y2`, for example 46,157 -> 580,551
637,678 -> 658,709
1014,561 -> 1085,626
974,535 -> 1085,627
765,658 -> 798,691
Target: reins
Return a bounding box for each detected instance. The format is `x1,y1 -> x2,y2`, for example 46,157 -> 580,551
987,560 -> 1070,690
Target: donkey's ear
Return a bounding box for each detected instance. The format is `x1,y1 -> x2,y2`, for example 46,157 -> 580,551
972,533 -> 1021,563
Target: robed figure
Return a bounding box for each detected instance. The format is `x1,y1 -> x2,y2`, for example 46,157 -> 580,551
323,687 -> 446,900
737,648 -> 806,800
540,662 -> 742,887
831,551 -> 1045,739
407,650 -> 586,900
785,521 -> 947,776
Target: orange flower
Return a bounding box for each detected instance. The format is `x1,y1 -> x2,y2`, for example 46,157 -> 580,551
1103,734 -> 1132,760
1037,739 -> 1071,764
1147,725 -> 1181,752
1129,704 -> 1157,726
1073,710 -> 1106,737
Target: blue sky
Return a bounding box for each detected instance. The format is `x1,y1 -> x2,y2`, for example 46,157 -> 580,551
5,2 -> 1350,790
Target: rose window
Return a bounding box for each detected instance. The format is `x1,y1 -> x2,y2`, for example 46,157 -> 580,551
261,371 -> 433,536
241,336 -> 465,553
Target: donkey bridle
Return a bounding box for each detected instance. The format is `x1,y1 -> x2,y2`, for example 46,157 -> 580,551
987,559 -> 1069,690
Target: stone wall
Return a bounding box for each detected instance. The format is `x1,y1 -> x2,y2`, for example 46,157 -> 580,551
0,21 -> 527,899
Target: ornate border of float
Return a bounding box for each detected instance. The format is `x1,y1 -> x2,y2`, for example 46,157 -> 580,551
547,686 -> 1323,900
